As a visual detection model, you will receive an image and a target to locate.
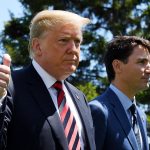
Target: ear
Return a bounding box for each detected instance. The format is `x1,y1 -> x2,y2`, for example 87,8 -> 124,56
112,59 -> 122,74
31,38 -> 42,56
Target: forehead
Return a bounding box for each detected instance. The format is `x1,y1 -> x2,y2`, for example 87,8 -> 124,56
132,45 -> 149,55
54,23 -> 82,37
129,45 -> 150,60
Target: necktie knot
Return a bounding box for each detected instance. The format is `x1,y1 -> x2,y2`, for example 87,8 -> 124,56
130,104 -> 136,116
53,81 -> 63,91
52,81 -> 64,107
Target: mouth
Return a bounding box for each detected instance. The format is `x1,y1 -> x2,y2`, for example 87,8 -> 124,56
64,55 -> 79,66
64,58 -> 79,68
68,61 -> 78,67
66,56 -> 78,62
141,77 -> 149,83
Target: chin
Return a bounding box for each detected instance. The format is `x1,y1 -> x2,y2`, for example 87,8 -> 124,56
146,83 -> 150,88
63,70 -> 76,78
60,74 -> 72,80
67,66 -> 77,72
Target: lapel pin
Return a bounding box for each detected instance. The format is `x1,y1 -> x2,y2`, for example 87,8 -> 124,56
75,94 -> 80,100
141,116 -> 145,122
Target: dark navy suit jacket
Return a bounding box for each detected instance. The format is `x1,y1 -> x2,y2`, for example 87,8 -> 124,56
0,64 -> 95,150
89,88 -> 149,150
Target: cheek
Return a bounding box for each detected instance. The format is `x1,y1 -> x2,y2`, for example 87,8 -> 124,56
41,52 -> 54,64
78,50 -> 80,56
76,49 -> 80,60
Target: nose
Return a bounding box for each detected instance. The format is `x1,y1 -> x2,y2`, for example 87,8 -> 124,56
67,40 -> 79,53
145,62 -> 150,74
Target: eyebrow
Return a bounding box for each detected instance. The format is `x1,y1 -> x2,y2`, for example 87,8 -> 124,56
60,34 -> 82,41
136,57 -> 149,62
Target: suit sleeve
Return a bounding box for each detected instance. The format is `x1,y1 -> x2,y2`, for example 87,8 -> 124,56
89,100 -> 108,150
0,81 -> 14,149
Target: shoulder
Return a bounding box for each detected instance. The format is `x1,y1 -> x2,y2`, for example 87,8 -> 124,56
88,87 -> 117,120
12,64 -> 33,79
89,97 -> 109,119
89,88 -> 114,115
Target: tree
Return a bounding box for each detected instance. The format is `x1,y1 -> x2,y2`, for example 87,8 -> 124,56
77,82 -> 98,101
1,0 -> 150,102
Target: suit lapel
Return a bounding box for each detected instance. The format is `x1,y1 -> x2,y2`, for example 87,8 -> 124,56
47,112 -> 68,150
65,81 -> 94,149
26,64 -> 68,149
106,88 -> 139,150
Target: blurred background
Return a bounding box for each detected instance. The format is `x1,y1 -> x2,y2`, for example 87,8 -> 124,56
0,0 -> 150,143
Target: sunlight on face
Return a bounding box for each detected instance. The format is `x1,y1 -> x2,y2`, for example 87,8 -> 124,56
121,45 -> 150,93
35,23 -> 83,80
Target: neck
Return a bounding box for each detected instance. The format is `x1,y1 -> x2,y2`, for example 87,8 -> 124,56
111,81 -> 135,99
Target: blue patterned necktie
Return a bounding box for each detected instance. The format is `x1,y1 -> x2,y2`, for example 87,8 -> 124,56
130,104 -> 142,149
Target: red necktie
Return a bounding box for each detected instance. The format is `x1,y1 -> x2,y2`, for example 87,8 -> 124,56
53,81 -> 81,150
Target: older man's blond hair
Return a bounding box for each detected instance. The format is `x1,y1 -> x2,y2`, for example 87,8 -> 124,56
29,10 -> 90,57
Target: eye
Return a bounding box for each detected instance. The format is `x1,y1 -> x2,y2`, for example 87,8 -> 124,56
75,39 -> 81,47
75,39 -> 80,44
138,59 -> 148,65
58,38 -> 69,44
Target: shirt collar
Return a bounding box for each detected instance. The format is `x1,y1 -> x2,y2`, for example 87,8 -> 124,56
32,59 -> 64,89
109,84 -> 135,111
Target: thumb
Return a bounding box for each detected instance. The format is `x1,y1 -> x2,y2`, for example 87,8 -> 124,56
3,54 -> 11,67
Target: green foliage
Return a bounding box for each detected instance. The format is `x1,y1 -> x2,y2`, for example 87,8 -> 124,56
147,114 -> 150,123
147,114 -> 150,135
136,87 -> 150,104
1,15 -> 30,66
1,0 -> 150,102
76,82 -> 98,101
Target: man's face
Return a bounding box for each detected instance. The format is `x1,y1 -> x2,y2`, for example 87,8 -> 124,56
34,23 -> 82,80
120,45 -> 150,93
